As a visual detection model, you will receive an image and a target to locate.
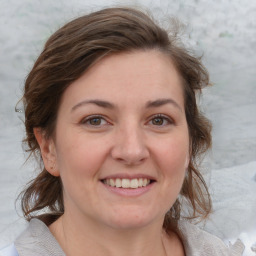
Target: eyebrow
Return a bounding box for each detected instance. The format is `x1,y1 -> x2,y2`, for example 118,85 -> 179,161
146,98 -> 182,111
71,99 -> 115,112
71,98 -> 182,112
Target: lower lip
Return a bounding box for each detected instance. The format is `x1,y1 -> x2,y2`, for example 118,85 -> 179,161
100,182 -> 155,197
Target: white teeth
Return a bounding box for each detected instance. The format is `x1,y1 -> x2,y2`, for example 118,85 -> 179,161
109,179 -> 115,187
122,179 -> 130,188
116,178 -> 122,188
130,179 -> 139,188
103,178 -> 151,188
143,178 -> 149,187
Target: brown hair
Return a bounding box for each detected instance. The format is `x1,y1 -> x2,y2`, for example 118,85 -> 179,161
19,7 -> 212,231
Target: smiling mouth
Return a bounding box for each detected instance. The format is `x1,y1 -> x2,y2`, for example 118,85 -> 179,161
101,178 -> 155,189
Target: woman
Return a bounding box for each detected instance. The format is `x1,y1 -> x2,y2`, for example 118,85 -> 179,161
1,7 -> 244,256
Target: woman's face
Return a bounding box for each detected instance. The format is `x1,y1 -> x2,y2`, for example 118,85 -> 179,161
47,50 -> 189,229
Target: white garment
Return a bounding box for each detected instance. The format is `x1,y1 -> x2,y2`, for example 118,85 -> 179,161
178,220 -> 244,256
0,244 -> 19,256
1,218 -> 245,256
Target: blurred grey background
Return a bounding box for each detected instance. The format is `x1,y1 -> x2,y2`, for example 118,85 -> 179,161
0,0 -> 255,253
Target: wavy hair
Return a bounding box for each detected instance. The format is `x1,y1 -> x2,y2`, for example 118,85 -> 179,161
19,7 -> 212,232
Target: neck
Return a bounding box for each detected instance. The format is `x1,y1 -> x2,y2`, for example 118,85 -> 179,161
49,212 -> 168,256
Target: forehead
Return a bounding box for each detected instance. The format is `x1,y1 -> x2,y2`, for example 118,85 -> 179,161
60,50 -> 184,110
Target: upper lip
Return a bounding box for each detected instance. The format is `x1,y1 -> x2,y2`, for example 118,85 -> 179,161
100,173 -> 156,181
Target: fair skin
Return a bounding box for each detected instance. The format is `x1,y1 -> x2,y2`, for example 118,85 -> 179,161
35,50 -> 189,256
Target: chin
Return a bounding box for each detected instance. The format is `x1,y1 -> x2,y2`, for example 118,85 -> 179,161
103,207 -> 161,230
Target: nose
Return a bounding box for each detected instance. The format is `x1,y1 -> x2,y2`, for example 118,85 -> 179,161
111,125 -> 149,166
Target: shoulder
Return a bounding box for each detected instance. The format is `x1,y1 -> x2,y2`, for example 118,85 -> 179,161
14,218 -> 65,256
178,220 -> 245,256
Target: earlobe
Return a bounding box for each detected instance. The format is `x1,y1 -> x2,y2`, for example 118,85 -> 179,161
33,128 -> 60,177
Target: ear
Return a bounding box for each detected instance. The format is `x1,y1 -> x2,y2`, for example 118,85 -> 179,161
34,128 -> 60,177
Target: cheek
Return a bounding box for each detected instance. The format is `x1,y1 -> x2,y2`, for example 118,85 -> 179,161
55,133 -> 108,179
152,137 -> 189,213
159,136 -> 189,169
55,140 -> 107,204
154,134 -> 189,191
